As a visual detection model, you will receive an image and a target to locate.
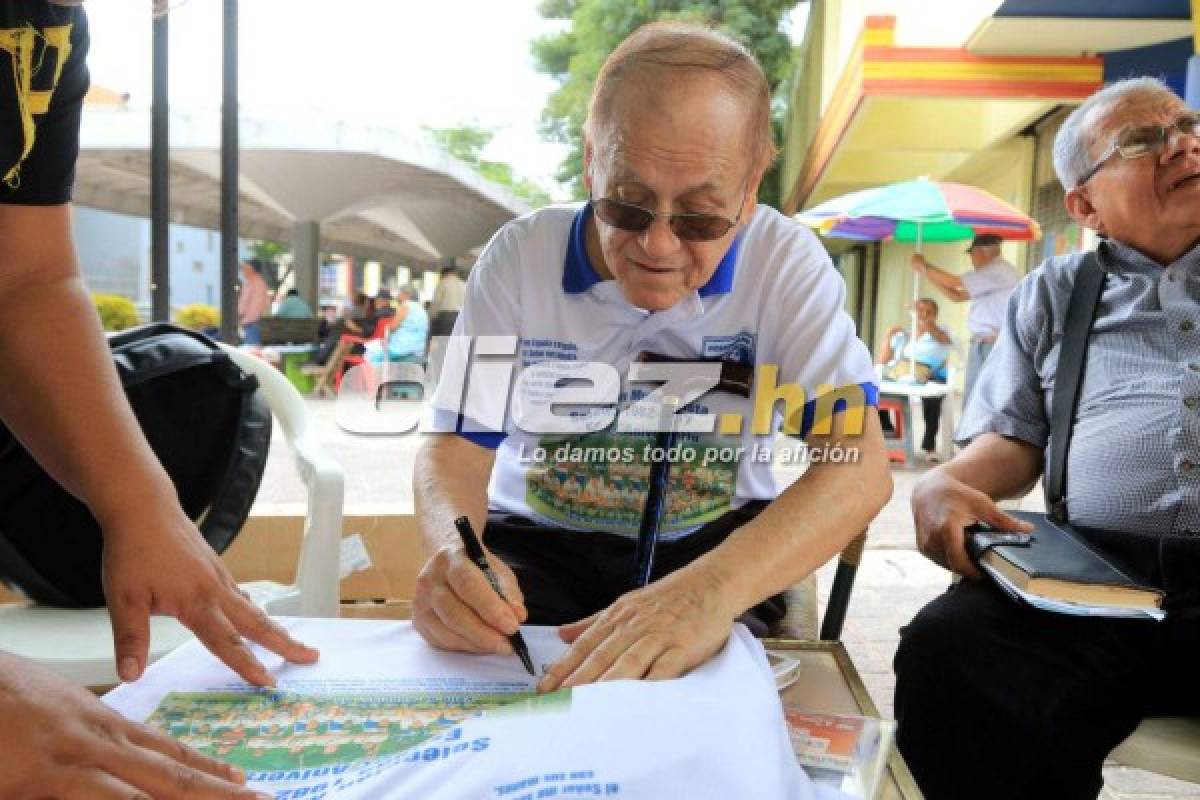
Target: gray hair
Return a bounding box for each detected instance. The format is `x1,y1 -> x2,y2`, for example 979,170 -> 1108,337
1053,76 -> 1179,190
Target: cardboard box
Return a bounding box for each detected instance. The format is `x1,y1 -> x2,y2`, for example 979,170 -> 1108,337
0,512 -> 426,608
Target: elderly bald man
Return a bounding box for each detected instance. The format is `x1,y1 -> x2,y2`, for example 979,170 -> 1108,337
895,76 -> 1200,800
413,21 -> 891,690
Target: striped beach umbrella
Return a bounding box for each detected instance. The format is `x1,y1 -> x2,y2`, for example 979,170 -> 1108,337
795,178 -> 1040,245
796,178 -> 1039,376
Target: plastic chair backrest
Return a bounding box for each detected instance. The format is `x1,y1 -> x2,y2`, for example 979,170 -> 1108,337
221,345 -> 343,617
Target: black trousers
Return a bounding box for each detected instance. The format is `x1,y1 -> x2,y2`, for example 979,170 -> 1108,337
894,537 -> 1200,800
429,310 -> 459,338
482,500 -> 786,635
878,395 -> 943,452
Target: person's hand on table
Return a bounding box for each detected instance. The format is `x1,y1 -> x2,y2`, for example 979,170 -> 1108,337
911,467 -> 1033,579
537,564 -> 735,692
102,499 -> 319,687
0,651 -> 271,800
412,542 -> 528,655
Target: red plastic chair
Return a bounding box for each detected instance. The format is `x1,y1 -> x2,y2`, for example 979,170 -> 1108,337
877,395 -> 913,465
333,317 -> 392,391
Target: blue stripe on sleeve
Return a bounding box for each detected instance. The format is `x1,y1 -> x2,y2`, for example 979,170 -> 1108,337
794,381 -> 879,438
456,430 -> 507,449
430,408 -> 507,449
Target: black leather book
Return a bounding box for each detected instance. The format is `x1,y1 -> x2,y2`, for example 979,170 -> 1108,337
966,510 -> 1164,612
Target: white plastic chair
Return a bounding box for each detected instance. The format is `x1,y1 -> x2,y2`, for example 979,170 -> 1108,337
0,344 -> 345,687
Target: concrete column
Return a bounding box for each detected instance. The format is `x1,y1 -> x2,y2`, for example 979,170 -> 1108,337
292,220 -> 320,308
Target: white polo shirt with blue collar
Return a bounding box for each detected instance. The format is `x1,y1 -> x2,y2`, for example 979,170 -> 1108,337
431,202 -> 877,540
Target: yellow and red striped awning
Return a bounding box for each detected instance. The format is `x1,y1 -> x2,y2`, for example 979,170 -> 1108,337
785,16 -> 1103,214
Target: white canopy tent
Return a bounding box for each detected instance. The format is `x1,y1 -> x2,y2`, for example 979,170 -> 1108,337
75,106 -> 531,279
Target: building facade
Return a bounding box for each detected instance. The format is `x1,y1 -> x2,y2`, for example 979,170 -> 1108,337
783,0 -> 1194,386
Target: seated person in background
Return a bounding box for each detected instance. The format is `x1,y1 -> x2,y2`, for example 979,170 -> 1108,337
309,291 -> 389,366
413,21 -> 891,691
367,284 -> 428,363
875,297 -> 952,461
343,292 -> 372,334
317,303 -> 338,339
370,288 -> 397,323
894,77 -> 1200,800
274,288 -> 314,319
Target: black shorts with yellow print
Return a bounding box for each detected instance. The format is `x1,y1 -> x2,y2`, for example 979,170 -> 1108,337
0,1 -> 89,206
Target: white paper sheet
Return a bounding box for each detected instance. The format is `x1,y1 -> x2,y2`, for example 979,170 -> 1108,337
104,618 -> 848,800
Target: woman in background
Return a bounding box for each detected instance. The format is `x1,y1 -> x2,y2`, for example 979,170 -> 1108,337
876,298 -> 953,462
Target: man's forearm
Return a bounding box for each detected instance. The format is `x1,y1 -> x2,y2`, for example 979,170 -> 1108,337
413,435 -> 496,555
0,241 -> 177,527
937,432 -> 1042,500
684,414 -> 893,614
924,265 -> 968,301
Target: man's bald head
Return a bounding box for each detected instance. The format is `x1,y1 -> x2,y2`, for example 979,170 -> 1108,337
584,22 -> 776,176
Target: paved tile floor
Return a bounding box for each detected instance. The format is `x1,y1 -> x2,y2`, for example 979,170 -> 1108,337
255,396 -> 1200,799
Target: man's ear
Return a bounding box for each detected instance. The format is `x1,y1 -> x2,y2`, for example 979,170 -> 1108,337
1065,186 -> 1105,236
740,164 -> 768,223
582,139 -> 594,195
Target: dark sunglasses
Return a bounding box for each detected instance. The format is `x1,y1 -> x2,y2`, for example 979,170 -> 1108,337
591,194 -> 745,242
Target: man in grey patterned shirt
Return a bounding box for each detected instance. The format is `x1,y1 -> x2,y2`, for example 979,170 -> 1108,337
894,77 -> 1200,800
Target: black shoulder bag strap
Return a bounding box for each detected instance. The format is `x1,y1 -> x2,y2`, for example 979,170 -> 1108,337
1044,252 -> 1106,522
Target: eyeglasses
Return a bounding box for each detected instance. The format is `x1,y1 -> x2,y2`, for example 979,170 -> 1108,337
1075,112 -> 1200,187
590,193 -> 745,242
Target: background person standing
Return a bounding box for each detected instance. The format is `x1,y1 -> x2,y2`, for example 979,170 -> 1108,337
237,258 -> 271,344
429,265 -> 466,338
911,233 -> 1019,407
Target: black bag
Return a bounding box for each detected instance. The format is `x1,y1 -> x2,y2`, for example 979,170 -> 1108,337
0,323 -> 272,607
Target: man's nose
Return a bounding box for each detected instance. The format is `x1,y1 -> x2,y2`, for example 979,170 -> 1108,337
639,213 -> 681,257
1162,123 -> 1200,163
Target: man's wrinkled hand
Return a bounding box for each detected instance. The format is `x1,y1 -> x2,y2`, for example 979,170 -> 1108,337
911,468 -> 1033,578
412,543 -> 528,656
0,652 -> 271,800
536,569 -> 736,692
102,503 -> 318,687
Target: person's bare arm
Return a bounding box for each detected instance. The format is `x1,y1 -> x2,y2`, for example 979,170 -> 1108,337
412,434 -> 527,654
910,432 -> 1041,577
926,323 -> 952,345
911,255 -> 970,302
538,409 -> 893,690
0,204 -> 316,685
0,651 -> 271,800
877,324 -> 904,362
